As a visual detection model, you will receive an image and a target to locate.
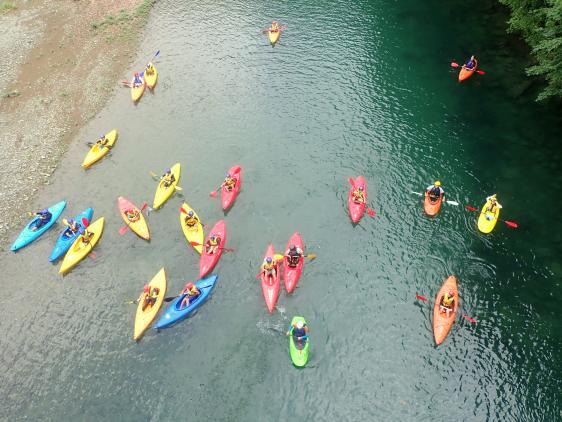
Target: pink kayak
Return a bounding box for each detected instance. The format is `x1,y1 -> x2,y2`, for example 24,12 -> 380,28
348,176 -> 367,223
261,244 -> 280,313
283,232 -> 304,294
199,220 -> 226,277
222,165 -> 242,211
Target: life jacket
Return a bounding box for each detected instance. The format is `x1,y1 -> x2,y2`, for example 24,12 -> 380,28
185,216 -> 198,226
187,287 -> 199,297
263,262 -> 275,271
209,237 -> 219,246
442,293 -> 454,307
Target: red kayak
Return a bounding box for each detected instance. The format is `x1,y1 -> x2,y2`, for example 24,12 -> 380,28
424,191 -> 443,216
261,244 -> 280,313
283,232 -> 304,294
199,220 -> 226,277
222,165 -> 242,211
458,59 -> 478,83
348,176 -> 367,223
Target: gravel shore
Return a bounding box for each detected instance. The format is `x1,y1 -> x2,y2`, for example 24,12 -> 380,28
0,0 -> 155,248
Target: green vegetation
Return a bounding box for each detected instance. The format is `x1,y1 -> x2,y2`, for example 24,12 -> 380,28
500,0 -> 562,101
0,1 -> 17,12
135,0 -> 157,18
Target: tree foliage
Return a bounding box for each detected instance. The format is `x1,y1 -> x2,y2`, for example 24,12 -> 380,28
500,0 -> 562,100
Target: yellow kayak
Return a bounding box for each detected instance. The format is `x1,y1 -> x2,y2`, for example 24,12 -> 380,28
180,201 -> 204,254
59,217 -> 105,274
268,29 -> 281,45
477,199 -> 500,233
133,267 -> 167,341
131,77 -> 145,102
153,163 -> 181,209
81,130 -> 118,169
144,62 -> 158,89
118,196 -> 150,240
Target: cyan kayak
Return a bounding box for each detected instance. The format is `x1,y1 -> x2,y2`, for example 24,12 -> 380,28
154,275 -> 218,330
11,201 -> 66,252
48,207 -> 93,262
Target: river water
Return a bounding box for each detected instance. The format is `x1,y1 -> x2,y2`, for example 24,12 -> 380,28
1,0 -> 561,420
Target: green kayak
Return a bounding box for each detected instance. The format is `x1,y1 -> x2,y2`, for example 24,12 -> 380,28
289,316 -> 309,367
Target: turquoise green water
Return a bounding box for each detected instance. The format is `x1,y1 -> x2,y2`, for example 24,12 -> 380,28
1,0 -> 561,420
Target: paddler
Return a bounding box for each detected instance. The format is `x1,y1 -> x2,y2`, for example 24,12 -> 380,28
262,256 -> 277,279
286,320 -> 309,343
205,234 -> 221,254
125,208 -> 140,222
141,284 -> 160,311
352,185 -> 366,204
145,63 -> 155,75
485,194 -> 502,219
64,218 -> 80,237
132,72 -> 143,87
161,168 -> 176,188
95,134 -> 109,149
80,228 -> 94,245
465,55 -> 477,70
179,282 -> 201,310
31,209 -> 52,231
184,210 -> 199,230
440,290 -> 455,317
285,244 -> 303,267
426,180 -> 445,201
270,21 -> 280,33
222,173 -> 237,192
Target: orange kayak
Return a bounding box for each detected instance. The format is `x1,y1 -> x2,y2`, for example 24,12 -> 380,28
458,59 -> 477,82
432,275 -> 458,345
424,192 -> 443,216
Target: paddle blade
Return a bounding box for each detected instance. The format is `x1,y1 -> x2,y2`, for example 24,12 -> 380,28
174,186 -> 183,192
465,205 -> 478,212
462,315 -> 477,324
348,177 -> 354,187
224,248 -> 235,253
190,241 -> 203,247
451,62 -> 460,68
274,254 -> 284,261
416,294 -> 428,301
140,202 -> 149,211
89,251 -> 97,260
476,70 -> 486,75
179,207 -> 188,214
81,217 -> 89,228
367,208 -> 376,217
149,171 -> 158,178
62,218 -> 69,226
118,226 -> 129,235
307,253 -> 317,261
209,190 -> 218,198
154,50 -> 160,58
411,191 -> 423,196
504,220 -> 518,228
164,296 -> 176,303
446,200 -> 459,206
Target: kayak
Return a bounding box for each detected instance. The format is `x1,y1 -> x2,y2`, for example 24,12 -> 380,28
154,275 -> 218,330
283,231 -> 304,294
152,162 -> 181,209
144,62 -> 158,89
477,199 -> 499,234
59,217 -> 104,274
348,176 -> 367,223
199,220 -> 226,278
268,29 -> 281,46
81,129 -> 118,169
433,275 -> 458,345
117,196 -> 150,240
133,267 -> 167,341
221,165 -> 242,211
48,207 -> 93,262
424,192 -> 443,217
458,59 -> 478,83
289,316 -> 309,367
179,201 -> 204,254
261,243 -> 280,313
131,76 -> 145,102
11,200 -> 66,252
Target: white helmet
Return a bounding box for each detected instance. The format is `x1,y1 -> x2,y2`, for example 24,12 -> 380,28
296,320 -> 304,329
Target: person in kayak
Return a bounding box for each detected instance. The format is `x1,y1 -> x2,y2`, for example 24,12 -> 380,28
141,284 -> 160,311
352,185 -> 366,204
81,228 -> 94,245
145,63 -> 155,76
285,244 -> 304,267
286,320 -> 309,345
31,209 -> 52,231
270,21 -> 280,33
184,210 -> 199,229
63,218 -> 80,237
132,72 -> 143,87
179,282 -> 200,310
96,134 -> 109,149
440,290 -> 455,317
222,173 -> 237,192
485,194 -> 502,219
205,235 -> 221,254
426,180 -> 445,201
125,208 -> 140,222
465,55 -> 477,70
262,256 -> 277,279
161,168 -> 176,188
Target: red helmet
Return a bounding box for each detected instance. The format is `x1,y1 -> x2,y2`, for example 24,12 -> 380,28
448,290 -> 455,296
186,282 -> 194,290
134,72 -> 140,76
143,285 -> 150,293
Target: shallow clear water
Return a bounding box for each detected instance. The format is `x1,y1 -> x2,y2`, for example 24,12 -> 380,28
1,0 -> 561,420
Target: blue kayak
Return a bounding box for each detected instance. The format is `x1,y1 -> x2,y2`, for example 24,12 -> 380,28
154,275 -> 218,330
11,201 -> 66,252
48,207 -> 93,262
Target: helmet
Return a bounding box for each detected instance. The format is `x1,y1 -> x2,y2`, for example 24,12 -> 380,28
266,257 -> 273,263
143,285 -> 150,293
166,168 -> 171,173
359,186 -> 364,191
68,218 -> 75,225
290,245 -> 296,251
435,181 -> 441,187
296,320 -> 304,329
448,290 -> 455,297
211,235 -> 217,240
226,173 -> 231,177
188,211 -> 194,217
186,282 -> 194,290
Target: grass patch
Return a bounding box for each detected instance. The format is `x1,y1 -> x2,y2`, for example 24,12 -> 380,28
91,1 -> 157,31
0,1 -> 17,12
135,0 -> 157,18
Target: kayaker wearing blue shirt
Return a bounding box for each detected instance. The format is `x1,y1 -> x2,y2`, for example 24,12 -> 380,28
31,209 -> 52,231
465,55 -> 477,70
286,320 -> 309,345
426,181 -> 445,201
64,218 -> 80,237
132,72 -> 143,87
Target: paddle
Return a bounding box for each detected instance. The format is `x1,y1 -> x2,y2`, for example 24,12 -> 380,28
145,50 -> 160,65
273,253 -> 317,262
464,205 -> 518,228
410,191 -> 459,206
348,177 -> 376,217
119,202 -> 149,235
262,25 -> 287,33
451,61 -> 486,75
189,241 -> 234,253
81,217 -> 96,259
149,171 -> 183,191
415,294 -> 477,323
209,184 -> 221,198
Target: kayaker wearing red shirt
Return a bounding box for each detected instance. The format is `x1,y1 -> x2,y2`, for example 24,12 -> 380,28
352,185 -> 366,204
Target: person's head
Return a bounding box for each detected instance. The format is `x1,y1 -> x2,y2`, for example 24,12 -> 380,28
134,72 -> 139,77
188,210 -> 194,217
266,257 -> 273,264
290,245 -> 296,251
448,290 -> 455,297
490,194 -> 497,203
359,185 -> 364,191
296,320 -> 304,329
226,173 -> 231,178
41,209 -> 48,214
434,181 -> 441,187
68,218 -> 75,225
186,282 -> 194,290
211,235 -> 217,240
272,21 -> 278,25
143,285 -> 150,293
166,168 -> 171,173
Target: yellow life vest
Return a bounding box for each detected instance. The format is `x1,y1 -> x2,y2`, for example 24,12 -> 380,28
442,293 -> 454,307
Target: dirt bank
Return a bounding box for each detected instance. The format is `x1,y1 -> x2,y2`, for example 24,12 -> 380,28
0,0 -> 156,247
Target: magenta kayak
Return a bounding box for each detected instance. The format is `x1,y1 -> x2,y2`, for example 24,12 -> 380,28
261,243 -> 280,313
199,220 -> 226,278
222,165 -> 242,211
283,232 -> 304,294
348,176 -> 367,223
